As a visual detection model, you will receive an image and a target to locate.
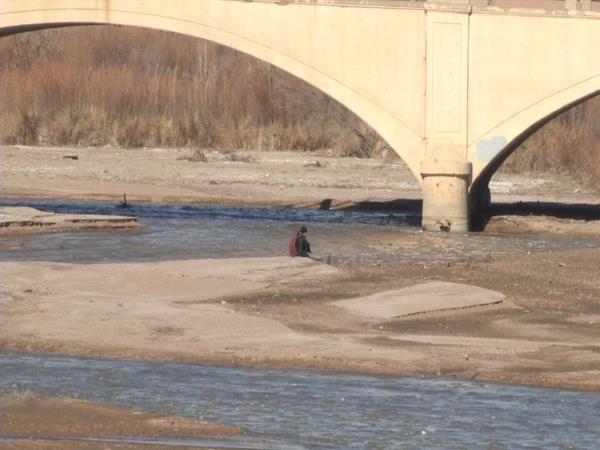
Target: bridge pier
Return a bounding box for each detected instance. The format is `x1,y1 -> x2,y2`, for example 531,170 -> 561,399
420,161 -> 472,233
468,179 -> 492,231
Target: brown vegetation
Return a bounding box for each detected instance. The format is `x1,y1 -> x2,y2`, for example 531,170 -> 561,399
0,26 -> 385,157
0,25 -> 598,183
500,99 -> 600,186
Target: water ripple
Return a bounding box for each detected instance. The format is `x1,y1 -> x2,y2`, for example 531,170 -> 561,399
1,200 -> 599,265
1,352 -> 599,449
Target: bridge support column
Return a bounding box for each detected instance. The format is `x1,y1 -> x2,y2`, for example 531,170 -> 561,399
421,7 -> 472,232
420,161 -> 472,233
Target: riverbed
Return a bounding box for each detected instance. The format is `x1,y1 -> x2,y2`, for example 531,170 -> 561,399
2,197 -> 600,448
2,199 -> 600,388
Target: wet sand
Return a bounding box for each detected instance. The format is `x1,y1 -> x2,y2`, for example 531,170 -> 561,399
2,253 -> 600,392
0,394 -> 243,450
0,206 -> 141,235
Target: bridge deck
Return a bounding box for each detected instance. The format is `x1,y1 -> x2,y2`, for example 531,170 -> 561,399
251,0 -> 600,13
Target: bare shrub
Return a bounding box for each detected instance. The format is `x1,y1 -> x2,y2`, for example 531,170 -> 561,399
0,26 -> 385,157
0,114 -> 24,144
115,117 -> 145,148
185,148 -> 208,162
225,151 -> 255,163
501,97 -> 600,187
1,111 -> 41,145
43,111 -> 78,145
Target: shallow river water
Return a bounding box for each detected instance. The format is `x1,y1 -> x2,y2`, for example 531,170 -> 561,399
1,200 -> 599,264
2,200 -> 600,449
2,352 -> 600,450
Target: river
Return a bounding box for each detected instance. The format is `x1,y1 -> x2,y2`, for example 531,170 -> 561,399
2,352 -> 600,449
1,200 -> 600,449
1,200 -> 598,264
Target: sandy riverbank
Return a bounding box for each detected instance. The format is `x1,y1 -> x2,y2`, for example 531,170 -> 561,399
0,145 -> 420,209
2,145 -> 599,235
0,394 -> 243,450
2,254 -> 600,392
0,206 -> 141,235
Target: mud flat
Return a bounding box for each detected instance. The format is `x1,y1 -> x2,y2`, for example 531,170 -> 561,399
2,254 -> 600,391
484,215 -> 600,236
0,206 -> 141,235
0,394 -> 243,450
0,145 -> 421,209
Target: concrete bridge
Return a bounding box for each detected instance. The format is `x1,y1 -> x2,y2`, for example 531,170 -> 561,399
2,0 -> 599,231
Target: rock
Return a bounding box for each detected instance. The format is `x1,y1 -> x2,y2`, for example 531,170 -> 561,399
303,160 -> 321,168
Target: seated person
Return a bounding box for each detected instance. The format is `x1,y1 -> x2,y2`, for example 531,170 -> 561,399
289,225 -> 311,257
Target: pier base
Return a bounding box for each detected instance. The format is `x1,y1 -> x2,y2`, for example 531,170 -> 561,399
421,161 -> 472,233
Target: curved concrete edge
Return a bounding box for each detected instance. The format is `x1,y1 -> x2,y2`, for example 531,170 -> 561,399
332,281 -> 507,319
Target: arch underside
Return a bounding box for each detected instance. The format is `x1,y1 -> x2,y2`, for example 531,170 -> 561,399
470,77 -> 600,195
0,6 -> 425,180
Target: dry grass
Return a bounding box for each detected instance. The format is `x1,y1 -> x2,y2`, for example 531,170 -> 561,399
500,98 -> 600,187
184,149 -> 208,163
0,26 -> 386,157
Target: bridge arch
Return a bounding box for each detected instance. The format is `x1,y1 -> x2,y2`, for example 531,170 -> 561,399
470,75 -> 600,208
0,2 -> 425,180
